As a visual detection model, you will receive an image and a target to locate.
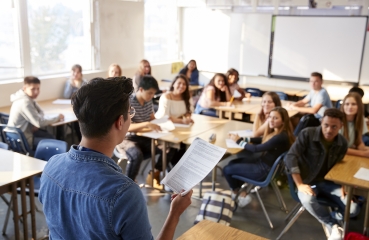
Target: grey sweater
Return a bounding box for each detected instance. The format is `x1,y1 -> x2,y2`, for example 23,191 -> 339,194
8,90 -> 60,147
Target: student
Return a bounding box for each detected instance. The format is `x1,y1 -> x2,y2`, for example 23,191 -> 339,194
63,64 -> 87,99
133,59 -> 152,91
194,73 -> 232,117
226,68 -> 249,100
179,59 -> 199,86
107,63 -> 122,78
224,107 -> 294,207
289,72 -> 332,119
285,108 -> 359,240
339,92 -> 369,157
253,92 -> 282,137
39,77 -> 193,239
116,76 -> 174,181
348,87 -> 369,146
8,76 -> 64,149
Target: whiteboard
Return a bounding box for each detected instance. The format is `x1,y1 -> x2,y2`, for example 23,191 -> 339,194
360,32 -> 369,85
271,16 -> 367,83
228,14 -> 272,76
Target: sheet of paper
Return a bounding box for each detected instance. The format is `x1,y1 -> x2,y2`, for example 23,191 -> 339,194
161,138 -> 226,195
151,117 -> 175,131
233,90 -> 242,98
52,99 -> 71,105
229,129 -> 253,138
225,139 -> 244,149
141,131 -> 171,139
173,123 -> 191,128
354,167 -> 369,181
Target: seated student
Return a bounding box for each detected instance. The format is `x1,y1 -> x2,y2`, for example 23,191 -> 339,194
133,59 -> 152,91
253,92 -> 282,137
107,63 -> 122,78
339,92 -> 369,157
179,60 -> 199,86
226,68 -> 249,101
285,108 -> 359,240
63,64 -> 87,99
8,76 -> 64,149
289,72 -> 332,119
194,73 -> 232,117
224,107 -> 294,207
116,76 -> 175,181
39,77 -> 193,239
348,87 -> 369,146
151,74 -> 194,183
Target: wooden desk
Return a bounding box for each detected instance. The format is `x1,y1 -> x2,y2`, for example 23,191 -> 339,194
0,149 -> 47,240
325,154 -> 369,236
177,220 -> 268,240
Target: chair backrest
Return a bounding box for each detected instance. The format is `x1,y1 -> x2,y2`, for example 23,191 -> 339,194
34,139 -> 68,161
275,91 -> 288,101
245,87 -> 262,97
263,152 -> 287,185
285,167 -> 301,203
0,124 -> 32,155
335,100 -> 343,109
0,141 -> 9,150
293,114 -> 320,136
0,112 -> 9,124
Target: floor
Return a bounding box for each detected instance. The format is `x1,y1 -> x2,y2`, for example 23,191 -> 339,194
0,140 -> 365,240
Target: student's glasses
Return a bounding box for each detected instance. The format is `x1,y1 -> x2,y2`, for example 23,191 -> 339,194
129,106 -> 136,119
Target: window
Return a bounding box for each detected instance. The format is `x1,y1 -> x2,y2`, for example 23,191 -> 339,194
0,1 -> 22,79
27,0 -> 92,75
144,0 -> 179,63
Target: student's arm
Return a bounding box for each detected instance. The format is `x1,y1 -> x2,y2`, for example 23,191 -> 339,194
190,70 -> 199,85
291,103 -> 323,114
156,190 -> 193,240
224,86 -> 232,101
291,173 -> 315,196
63,81 -> 74,99
292,97 -> 309,107
236,88 -> 246,101
205,88 -> 229,107
128,122 -> 160,132
155,95 -> 170,119
253,120 -> 268,137
234,133 -> 287,153
346,140 -> 369,157
21,101 -> 62,128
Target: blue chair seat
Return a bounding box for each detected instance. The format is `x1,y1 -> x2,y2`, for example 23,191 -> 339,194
0,124 -> 33,156
245,87 -> 262,97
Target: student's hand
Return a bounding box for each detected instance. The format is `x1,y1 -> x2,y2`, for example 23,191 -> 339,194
297,184 -> 315,196
169,190 -> 193,218
223,102 -> 232,107
228,133 -> 241,142
58,114 -> 64,121
220,85 -> 228,92
182,117 -> 194,125
245,92 -> 251,99
147,123 -> 161,132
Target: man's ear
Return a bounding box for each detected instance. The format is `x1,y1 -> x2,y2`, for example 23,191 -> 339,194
115,115 -> 124,130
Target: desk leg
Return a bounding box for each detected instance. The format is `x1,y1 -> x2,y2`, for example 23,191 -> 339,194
151,139 -> 156,188
343,186 -> 353,237
212,167 -> 217,191
20,180 -> 28,240
219,110 -> 223,119
11,183 -> 20,240
364,191 -> 369,236
29,177 -> 37,239
162,141 -> 167,187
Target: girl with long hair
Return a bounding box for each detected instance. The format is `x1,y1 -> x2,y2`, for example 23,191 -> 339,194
179,59 -> 199,85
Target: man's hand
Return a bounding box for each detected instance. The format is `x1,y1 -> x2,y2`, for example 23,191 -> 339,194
297,184 -> 315,196
147,123 -> 161,132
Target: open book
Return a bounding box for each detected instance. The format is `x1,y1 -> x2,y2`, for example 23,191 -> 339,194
161,138 -> 227,196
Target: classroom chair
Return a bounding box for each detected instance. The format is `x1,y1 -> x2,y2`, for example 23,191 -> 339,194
0,141 -> 9,150
245,87 -> 262,97
335,100 -> 343,109
276,168 -> 339,240
0,124 -> 33,156
275,91 -> 288,101
0,112 -> 9,124
232,152 -> 288,229
2,139 -> 67,236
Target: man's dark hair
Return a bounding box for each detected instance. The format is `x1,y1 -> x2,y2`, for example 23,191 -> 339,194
24,76 -> 41,85
311,72 -> 323,81
138,75 -> 159,91
71,77 -> 134,138
323,108 -> 344,122
349,86 -> 364,98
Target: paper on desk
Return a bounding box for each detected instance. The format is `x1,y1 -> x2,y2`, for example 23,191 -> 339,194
354,167 -> 369,181
151,117 -> 175,132
225,139 -> 244,149
229,129 -> 253,138
141,131 -> 171,139
161,138 -> 226,195
52,99 -> 71,105
173,123 -> 191,128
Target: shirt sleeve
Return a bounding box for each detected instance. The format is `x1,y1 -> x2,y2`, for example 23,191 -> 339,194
112,183 -> 154,240
21,100 -> 60,128
242,133 -> 287,153
304,91 -> 312,103
155,95 -> 170,119
63,81 -> 74,99
285,130 -> 309,174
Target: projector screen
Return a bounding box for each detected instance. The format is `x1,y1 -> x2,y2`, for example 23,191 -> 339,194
271,16 -> 367,83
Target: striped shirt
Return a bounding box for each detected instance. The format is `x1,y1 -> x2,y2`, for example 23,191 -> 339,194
130,94 -> 153,123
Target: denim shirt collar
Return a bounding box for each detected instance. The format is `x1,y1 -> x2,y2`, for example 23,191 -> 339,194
312,125 -> 344,146
67,145 -> 122,173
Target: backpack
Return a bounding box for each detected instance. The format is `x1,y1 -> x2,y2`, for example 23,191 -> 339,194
294,114 -> 320,136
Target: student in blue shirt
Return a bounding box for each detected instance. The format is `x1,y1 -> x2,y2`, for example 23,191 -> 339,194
39,77 -> 192,240
289,72 -> 332,119
179,59 -> 199,85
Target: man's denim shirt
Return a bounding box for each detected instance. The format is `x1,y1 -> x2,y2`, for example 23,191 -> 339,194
285,126 -> 348,184
39,146 -> 154,240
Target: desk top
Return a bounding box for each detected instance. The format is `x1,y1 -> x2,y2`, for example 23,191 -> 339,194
183,121 -> 253,154
325,154 -> 369,190
0,149 -> 47,187
241,83 -> 304,96
177,220 -> 268,240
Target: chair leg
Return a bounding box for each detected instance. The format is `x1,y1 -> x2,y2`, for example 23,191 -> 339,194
271,180 -> 288,213
254,188 -> 273,229
2,195 -> 12,235
285,203 -> 302,222
276,206 -> 305,240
